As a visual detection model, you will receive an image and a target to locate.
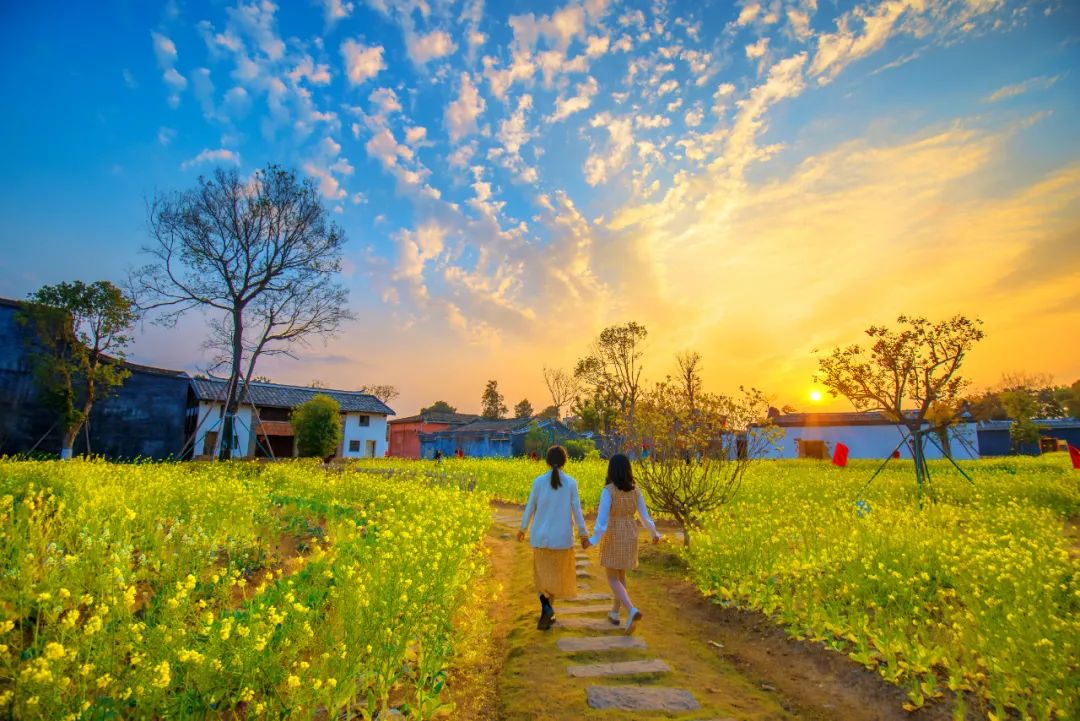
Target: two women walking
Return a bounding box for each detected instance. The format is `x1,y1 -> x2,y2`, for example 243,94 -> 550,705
519,447 -> 660,634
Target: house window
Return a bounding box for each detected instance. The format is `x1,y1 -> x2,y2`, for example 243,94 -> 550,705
349,440 -> 360,453
357,415 -> 370,426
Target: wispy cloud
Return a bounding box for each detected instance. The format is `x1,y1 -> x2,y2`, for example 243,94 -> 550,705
985,74 -> 1061,103
180,148 -> 240,170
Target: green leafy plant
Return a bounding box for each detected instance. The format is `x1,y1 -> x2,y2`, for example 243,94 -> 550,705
292,394 -> 343,458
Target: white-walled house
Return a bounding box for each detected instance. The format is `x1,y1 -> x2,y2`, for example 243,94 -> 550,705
186,377 -> 394,459
753,411 -> 980,461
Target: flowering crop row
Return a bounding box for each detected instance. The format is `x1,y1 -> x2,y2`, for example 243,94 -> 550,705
686,456 -> 1080,719
0,459 -> 490,720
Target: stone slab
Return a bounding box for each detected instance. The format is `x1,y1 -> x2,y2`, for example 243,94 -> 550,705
557,636 -> 647,653
576,570 -> 592,578
586,686 -> 700,712
566,659 -> 672,678
566,593 -> 612,602
557,604 -> 614,615
555,617 -> 622,632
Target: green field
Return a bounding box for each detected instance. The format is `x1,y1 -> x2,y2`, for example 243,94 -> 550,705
1,455 -> 1077,719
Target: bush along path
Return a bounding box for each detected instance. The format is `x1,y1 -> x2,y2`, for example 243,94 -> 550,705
486,503 -> 960,721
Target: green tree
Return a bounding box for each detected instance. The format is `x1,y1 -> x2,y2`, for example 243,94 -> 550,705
481,380 -> 507,419
513,398 -> 534,418
420,400 -> 458,414
537,404 -> 560,420
817,315 -> 985,500
1000,388 -> 1043,452
522,423 -> 552,457
18,280 -> 138,459
574,321 -> 648,440
292,394 -> 343,458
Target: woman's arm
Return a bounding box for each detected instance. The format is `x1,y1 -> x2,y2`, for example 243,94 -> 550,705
571,481 -> 588,538
636,490 -> 659,538
588,487 -> 612,547
520,479 -> 538,534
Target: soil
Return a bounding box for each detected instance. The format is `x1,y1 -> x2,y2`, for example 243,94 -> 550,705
469,501 -> 964,721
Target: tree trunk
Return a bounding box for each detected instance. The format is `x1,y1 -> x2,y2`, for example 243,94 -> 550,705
219,308 -> 245,461
60,426 -> 77,460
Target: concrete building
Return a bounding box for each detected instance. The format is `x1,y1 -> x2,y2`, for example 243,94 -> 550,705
188,377 -> 395,459
976,419 -> 1080,456
388,410 -> 479,458
0,297 -> 190,459
754,411 -> 980,461
420,417 -> 574,459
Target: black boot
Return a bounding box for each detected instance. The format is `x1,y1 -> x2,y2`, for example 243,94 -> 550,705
537,594 -> 554,630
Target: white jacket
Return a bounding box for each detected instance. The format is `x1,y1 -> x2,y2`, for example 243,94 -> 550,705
520,470 -> 588,549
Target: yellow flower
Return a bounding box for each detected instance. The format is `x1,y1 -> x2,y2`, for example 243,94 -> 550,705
43,642 -> 65,660
287,674 -> 301,688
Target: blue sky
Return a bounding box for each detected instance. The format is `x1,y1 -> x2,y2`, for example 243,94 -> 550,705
1,0 -> 1078,415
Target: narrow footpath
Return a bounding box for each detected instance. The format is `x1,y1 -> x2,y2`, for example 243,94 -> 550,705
483,503 -> 957,721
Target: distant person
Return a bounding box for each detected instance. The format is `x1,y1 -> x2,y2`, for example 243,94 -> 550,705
434,449 -> 442,462
518,445 -> 588,630
586,453 -> 660,634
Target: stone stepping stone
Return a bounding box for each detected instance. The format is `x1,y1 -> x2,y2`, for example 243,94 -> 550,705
567,659 -> 671,678
557,604 -> 613,615
557,636 -> 646,653
576,570 -> 592,578
555,617 -> 622,632
586,685 -> 700,712
566,592 -> 612,602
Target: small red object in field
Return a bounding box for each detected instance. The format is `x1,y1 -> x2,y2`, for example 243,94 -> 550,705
832,443 -> 849,467
1069,444 -> 1080,470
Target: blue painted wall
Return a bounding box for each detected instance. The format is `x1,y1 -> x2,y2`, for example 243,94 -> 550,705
0,301 -> 189,459
977,425 -> 1080,456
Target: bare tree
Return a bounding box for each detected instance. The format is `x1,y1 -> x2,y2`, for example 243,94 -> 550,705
130,164 -> 350,459
359,384 -> 400,405
542,366 -> 579,416
626,374 -> 778,547
675,351 -> 702,409
816,315 -> 984,497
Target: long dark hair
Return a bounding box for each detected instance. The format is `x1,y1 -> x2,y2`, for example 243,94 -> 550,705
606,453 -> 635,492
546,445 -> 568,489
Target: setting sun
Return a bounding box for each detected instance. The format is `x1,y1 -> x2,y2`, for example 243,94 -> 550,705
809,390 -> 824,403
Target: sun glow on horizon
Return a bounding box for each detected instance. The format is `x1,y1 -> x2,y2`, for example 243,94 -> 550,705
809,389 -> 824,403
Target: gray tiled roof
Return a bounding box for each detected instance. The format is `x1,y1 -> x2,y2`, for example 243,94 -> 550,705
191,377 -> 394,415
389,411 -> 480,425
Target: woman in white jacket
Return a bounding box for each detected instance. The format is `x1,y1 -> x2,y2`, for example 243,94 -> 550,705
518,445 -> 588,630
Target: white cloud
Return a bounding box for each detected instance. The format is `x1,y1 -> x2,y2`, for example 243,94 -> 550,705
495,94 -> 537,182
157,127 -> 176,146
407,29 -> 458,65
685,107 -> 704,127
445,72 -> 486,142
746,37 -> 769,59
736,2 -> 761,26
394,221 -> 447,283
122,68 -> 137,89
405,126 -> 428,145
321,0 -> 354,24
304,161 -> 348,200
585,34 -> 610,57
547,75 -> 599,122
181,148 -> 240,170
369,86 -> 402,116
483,52 -> 537,100
985,75 -> 1060,103
809,0 -> 921,84
341,40 -> 386,85
288,56 -> 332,85
584,112 -> 634,185
151,31 -> 186,108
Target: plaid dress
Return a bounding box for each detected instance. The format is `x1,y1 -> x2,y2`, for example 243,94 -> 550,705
599,488 -> 644,570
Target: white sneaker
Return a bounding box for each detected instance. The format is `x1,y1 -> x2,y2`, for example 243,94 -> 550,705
625,607 -> 642,634
607,610 -> 621,625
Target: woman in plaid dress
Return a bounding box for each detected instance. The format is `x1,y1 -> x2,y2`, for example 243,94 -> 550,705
585,453 -> 660,633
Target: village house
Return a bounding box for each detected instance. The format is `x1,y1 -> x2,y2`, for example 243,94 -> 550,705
975,418 -> 1080,456
387,410 -> 479,458
419,416 -> 574,459
754,410 -> 981,461
188,377 -> 394,459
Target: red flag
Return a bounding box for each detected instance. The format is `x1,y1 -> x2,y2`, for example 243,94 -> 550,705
1069,444 -> 1080,470
832,442 -> 849,467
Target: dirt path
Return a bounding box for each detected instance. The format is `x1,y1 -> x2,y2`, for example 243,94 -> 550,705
482,502 -> 957,721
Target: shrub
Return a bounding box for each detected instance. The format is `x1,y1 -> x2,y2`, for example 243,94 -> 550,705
292,394 -> 343,458
563,438 -> 595,460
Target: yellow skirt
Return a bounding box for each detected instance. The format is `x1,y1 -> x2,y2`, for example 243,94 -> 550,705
532,548 -> 577,600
